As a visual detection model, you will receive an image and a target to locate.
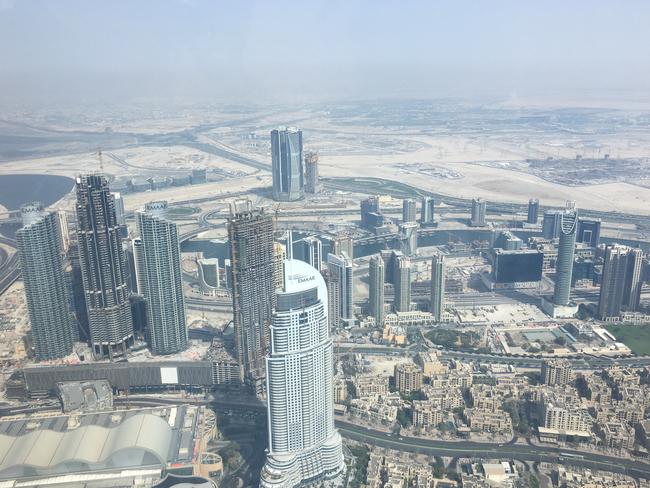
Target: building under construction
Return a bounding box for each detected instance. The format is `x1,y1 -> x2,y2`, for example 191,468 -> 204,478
227,200 -> 275,395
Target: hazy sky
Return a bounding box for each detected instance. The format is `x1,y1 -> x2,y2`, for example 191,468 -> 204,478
1,0 -> 649,105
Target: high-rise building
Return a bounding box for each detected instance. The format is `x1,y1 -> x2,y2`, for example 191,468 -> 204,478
542,210 -> 562,239
296,235 -> 322,271
541,359 -> 573,386
260,259 -> 345,488
553,203 -> 578,306
228,200 -> 276,388
394,363 -> 423,393
332,234 -> 354,259
402,199 -> 417,223
430,253 -> 445,322
75,175 -> 134,358
271,127 -> 304,201
577,218 -> 601,248
273,242 -> 287,290
326,253 -> 354,329
136,201 -> 187,355
420,197 -> 435,226
113,192 -> 126,226
493,230 -> 523,251
56,209 -> 70,255
16,203 -> 75,360
399,222 -> 418,256
527,198 -> 539,224
393,255 -> 411,312
360,196 -> 383,230
470,198 -> 487,227
598,245 -> 644,319
304,151 -> 319,194
368,255 -> 385,325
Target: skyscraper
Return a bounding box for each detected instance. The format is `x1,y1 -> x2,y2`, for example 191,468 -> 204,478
271,127 -> 304,201
598,245 -> 643,319
75,175 -> 134,358
368,254 -> 385,325
420,197 -> 435,226
399,222 -> 418,256
527,198 -> 539,224
136,201 -> 187,355
228,200 -> 276,389
577,218 -> 601,248
16,203 -> 75,360
326,253 -> 354,329
470,198 -> 487,227
304,150 -> 319,194
393,255 -> 411,312
402,198 -> 417,223
260,259 -> 345,487
273,241 -> 287,289
553,203 -> 578,306
542,210 -> 562,239
430,252 -> 445,322
297,235 -> 322,271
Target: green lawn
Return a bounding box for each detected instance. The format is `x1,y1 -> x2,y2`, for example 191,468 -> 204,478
605,324 -> 650,355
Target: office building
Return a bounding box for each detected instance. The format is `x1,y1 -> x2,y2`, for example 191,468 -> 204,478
296,235 -> 322,271
542,210 -> 562,239
75,175 -> 134,359
577,218 -> 601,248
598,245 -> 644,319
470,198 -> 487,227
261,259 -> 345,488
326,253 -> 354,329
420,197 -> 435,226
369,254 -> 385,325
553,203 -> 578,306
541,359 -> 573,386
491,249 -> 544,285
136,201 -> 187,355
393,254 -> 411,312
527,198 -> 539,224
399,222 -> 418,256
16,203 -> 76,360
430,252 -> 445,322
271,127 -> 304,201
402,198 -> 417,223
304,150 -> 319,194
228,200 -> 275,388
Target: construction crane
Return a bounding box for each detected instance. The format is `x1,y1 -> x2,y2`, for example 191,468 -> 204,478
97,147 -> 104,173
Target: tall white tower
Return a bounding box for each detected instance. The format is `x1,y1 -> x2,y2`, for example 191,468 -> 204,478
261,259 -> 345,488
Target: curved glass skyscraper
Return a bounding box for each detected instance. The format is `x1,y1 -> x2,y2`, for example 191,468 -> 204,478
271,127 -> 304,201
553,204 -> 578,306
260,259 -> 345,488
16,203 -> 75,360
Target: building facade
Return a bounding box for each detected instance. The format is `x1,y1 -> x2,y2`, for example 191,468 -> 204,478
393,255 -> 411,312
369,254 -> 385,326
420,197 -> 435,226
271,127 -> 304,201
304,151 -> 319,194
261,259 -> 345,487
227,200 -> 276,389
402,199 -> 416,223
553,204 -> 578,306
136,201 -> 187,355
75,175 -> 134,358
470,198 -> 487,227
430,252 -> 445,322
527,198 -> 539,224
16,203 -> 76,360
326,253 -> 354,329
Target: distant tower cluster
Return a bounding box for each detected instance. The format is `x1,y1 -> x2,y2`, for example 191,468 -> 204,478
598,245 -> 643,319
228,200 -> 276,392
271,127 -> 304,201
16,203 -> 76,360
420,197 -> 435,226
304,150 -> 319,194
261,259 -> 345,487
470,198 -> 487,227
135,201 -> 187,355
368,254 -> 385,326
527,198 -> 539,224
75,175 -> 134,359
430,252 -> 445,322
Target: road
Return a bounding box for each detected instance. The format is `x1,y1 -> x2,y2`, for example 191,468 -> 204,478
337,420 -> 650,479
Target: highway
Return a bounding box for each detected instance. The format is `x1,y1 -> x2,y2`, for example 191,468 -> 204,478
337,420 -> 650,480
